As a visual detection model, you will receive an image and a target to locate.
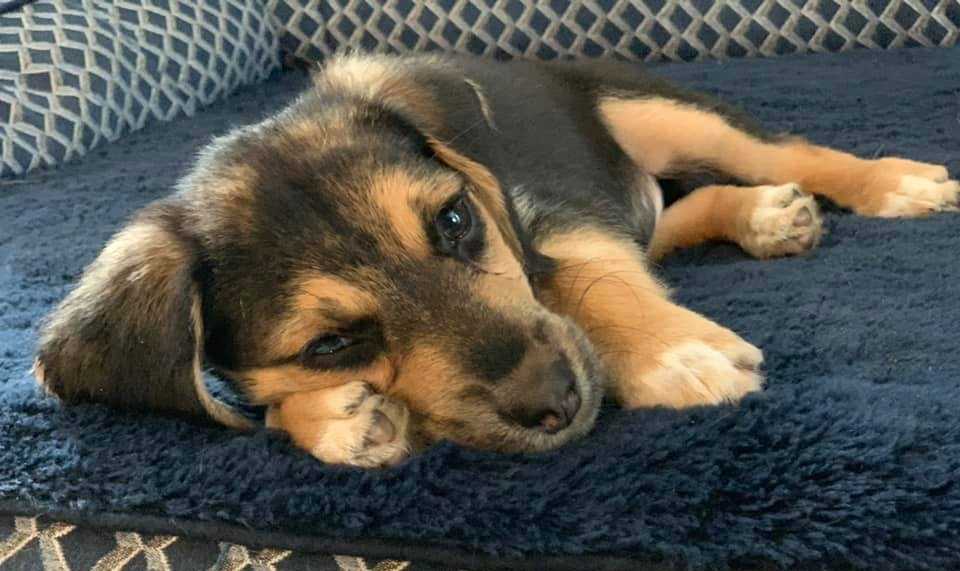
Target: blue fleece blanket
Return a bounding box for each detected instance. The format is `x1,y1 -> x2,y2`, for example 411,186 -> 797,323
1,47 -> 959,570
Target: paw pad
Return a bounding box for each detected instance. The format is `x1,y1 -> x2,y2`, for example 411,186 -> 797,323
364,409 -> 396,446
740,183 -> 823,259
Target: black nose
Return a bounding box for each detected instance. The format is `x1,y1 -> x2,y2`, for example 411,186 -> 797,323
517,358 -> 581,434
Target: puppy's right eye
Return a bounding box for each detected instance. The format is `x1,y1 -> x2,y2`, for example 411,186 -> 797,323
432,194 -> 484,261
435,197 -> 472,244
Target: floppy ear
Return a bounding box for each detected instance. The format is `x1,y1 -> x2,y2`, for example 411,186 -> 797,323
34,201 -> 250,429
424,136 -> 526,262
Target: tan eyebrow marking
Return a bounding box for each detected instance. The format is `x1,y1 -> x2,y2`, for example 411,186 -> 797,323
266,274 -> 379,361
364,168 -> 462,260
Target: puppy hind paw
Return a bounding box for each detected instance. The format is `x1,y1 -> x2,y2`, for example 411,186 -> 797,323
738,183 -> 823,259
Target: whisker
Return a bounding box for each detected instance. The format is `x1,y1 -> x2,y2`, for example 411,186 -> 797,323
441,117 -> 488,147
572,270 -> 654,319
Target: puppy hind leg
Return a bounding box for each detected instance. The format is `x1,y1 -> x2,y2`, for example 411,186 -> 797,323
648,183 -> 823,261
600,96 -> 958,218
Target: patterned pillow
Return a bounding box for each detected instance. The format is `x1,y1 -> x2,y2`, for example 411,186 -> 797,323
0,0 -> 279,177
270,0 -> 960,63
2,1 -> 958,177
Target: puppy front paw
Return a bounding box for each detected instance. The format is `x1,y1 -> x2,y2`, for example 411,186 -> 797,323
269,382 -> 411,468
311,392 -> 410,468
616,326 -> 764,409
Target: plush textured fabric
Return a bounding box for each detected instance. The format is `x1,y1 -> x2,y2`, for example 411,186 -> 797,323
1,47 -> 959,570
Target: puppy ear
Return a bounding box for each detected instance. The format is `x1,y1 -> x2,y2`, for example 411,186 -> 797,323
425,136 -> 526,262
34,201 -> 250,429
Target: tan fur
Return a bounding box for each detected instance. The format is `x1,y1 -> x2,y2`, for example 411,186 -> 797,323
600,97 -> 957,217
646,184 -> 725,261
31,359 -> 47,394
183,164 -> 258,238
427,137 -> 526,261
600,97 -> 753,176
386,345 -> 465,421
236,358 -> 394,404
366,168 -> 446,259
649,183 -> 822,261
318,54 -> 446,131
265,275 -> 380,360
463,78 -> 497,130
244,274 -> 394,403
102,222 -> 190,283
469,197 -> 536,311
275,382 -> 410,467
537,227 -> 763,408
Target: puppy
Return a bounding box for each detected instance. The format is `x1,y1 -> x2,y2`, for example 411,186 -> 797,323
34,54 -> 958,467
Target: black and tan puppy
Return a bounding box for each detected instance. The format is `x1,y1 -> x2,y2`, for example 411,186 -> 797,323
34,54 -> 958,467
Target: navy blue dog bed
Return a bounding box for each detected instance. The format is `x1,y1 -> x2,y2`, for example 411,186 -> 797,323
2,47 -> 959,570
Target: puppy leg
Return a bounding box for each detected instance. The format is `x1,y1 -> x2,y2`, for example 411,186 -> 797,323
648,183 -> 823,261
537,228 -> 763,409
600,97 -> 958,217
266,382 -> 411,467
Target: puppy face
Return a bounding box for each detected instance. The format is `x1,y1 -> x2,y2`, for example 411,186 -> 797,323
193,97 -> 604,452
35,63 -> 604,454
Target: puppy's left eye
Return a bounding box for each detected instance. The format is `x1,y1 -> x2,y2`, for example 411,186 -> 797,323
300,335 -> 356,369
307,335 -> 353,355
435,197 -> 472,243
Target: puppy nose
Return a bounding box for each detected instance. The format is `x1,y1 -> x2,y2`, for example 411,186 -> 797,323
523,358 -> 581,434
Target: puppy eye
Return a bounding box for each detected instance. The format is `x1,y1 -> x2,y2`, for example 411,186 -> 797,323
301,335 -> 355,368
308,335 -> 353,355
435,197 -> 472,243
296,321 -> 383,371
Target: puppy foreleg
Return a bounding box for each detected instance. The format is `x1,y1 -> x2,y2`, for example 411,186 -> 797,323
537,228 -> 763,409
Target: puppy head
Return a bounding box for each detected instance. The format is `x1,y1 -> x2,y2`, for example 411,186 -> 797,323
35,58 -> 604,453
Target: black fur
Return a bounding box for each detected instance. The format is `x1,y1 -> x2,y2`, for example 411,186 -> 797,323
401,56 -> 775,245
464,327 -> 528,383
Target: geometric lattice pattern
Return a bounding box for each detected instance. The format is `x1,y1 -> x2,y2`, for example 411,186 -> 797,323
0,516 -> 418,571
0,0 -> 279,177
269,0 -> 960,63
2,0 -> 958,178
